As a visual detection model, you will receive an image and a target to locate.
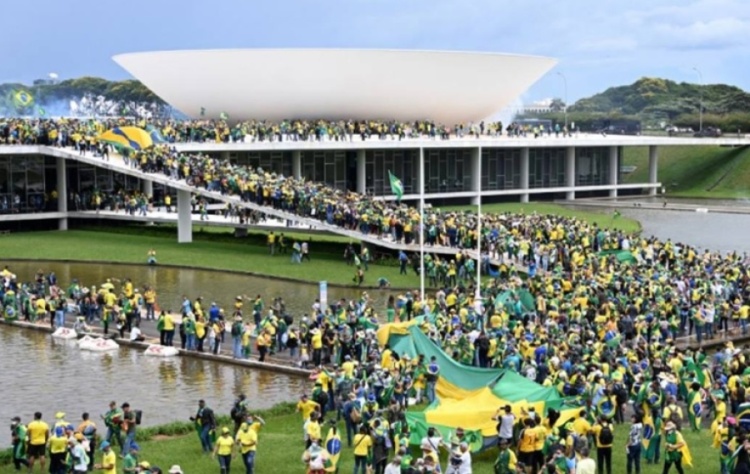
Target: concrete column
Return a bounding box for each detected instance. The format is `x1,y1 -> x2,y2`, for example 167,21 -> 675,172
142,179 -> 154,224
142,179 -> 153,197
609,145 -> 619,198
565,146 -> 575,200
648,145 -> 659,196
519,148 -> 529,203
356,150 -> 366,194
56,157 -> 68,230
177,189 -> 192,243
292,150 -> 302,179
471,147 -> 481,205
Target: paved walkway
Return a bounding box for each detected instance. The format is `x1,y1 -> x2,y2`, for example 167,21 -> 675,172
568,197 -> 750,215
22,146 -> 529,272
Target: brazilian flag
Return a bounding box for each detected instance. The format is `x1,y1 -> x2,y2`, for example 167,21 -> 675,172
324,427 -> 341,473
736,402 -> 750,431
220,112 -> 229,120
687,389 -> 702,431
13,90 -> 34,109
642,412 -> 661,461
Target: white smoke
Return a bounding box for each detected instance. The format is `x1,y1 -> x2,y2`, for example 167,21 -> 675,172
2,92 -> 169,119
485,94 -> 526,127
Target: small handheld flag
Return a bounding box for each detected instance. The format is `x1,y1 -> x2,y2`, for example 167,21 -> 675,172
200,107 -> 206,117
388,170 -> 404,202
220,112 -> 229,120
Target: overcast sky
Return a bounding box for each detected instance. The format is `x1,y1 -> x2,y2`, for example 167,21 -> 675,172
2,0 -> 747,104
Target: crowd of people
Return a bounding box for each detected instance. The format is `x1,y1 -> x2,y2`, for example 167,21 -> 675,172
10,405 -> 185,474
0,117 -> 582,147
5,117 -> 750,472
6,198 -> 750,474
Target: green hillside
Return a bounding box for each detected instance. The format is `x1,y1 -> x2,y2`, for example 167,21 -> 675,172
520,77 -> 750,130
622,145 -> 750,198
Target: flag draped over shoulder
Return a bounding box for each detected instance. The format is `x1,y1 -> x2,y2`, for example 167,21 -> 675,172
388,171 -> 404,202
687,389 -> 702,431
642,411 -> 661,461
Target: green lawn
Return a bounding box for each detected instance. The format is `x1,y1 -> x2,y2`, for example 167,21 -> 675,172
444,202 -> 641,233
622,145 -> 750,198
0,229 -> 421,288
8,404 -> 714,474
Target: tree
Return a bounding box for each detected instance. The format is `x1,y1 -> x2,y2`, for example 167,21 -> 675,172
549,98 -> 566,112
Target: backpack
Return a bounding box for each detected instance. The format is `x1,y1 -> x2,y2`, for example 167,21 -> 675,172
230,403 -> 246,422
350,406 -> 362,423
231,322 -> 243,337
667,406 -> 682,430
598,424 -> 613,445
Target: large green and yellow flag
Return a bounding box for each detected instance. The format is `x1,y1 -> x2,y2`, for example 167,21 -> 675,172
12,90 -> 34,109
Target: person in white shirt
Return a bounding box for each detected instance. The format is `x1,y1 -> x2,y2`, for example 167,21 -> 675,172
69,438 -> 88,474
130,324 -> 146,342
384,456 -> 401,474
577,447 -> 596,474
495,405 -> 516,444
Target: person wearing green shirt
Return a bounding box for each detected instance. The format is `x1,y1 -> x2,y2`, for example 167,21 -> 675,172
102,401 -> 124,453
494,438 -> 517,474
123,443 -> 140,474
10,417 -> 28,470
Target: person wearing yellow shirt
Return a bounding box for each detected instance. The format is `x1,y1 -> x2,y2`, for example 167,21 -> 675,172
143,287 -> 157,320
49,427 -> 69,473
305,413 -> 322,448
352,425 -> 372,474
342,356 -> 355,378
26,412 -> 49,472
212,427 -> 235,474
590,416 -> 614,474
517,418 -> 538,469
236,416 -> 259,474
572,410 -> 592,437
195,316 -> 206,352
257,331 -> 273,362
296,394 -> 319,422
95,441 -> 117,474
311,329 -> 323,366
380,346 -> 393,370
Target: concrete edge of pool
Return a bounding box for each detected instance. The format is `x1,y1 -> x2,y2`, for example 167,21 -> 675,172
0,319 -> 312,377
0,257 -> 425,291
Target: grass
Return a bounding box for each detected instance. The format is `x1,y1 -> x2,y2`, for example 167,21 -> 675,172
622,145 -> 750,199
0,228 -> 421,288
0,200 -> 645,289
0,405 -> 717,474
443,202 -> 642,233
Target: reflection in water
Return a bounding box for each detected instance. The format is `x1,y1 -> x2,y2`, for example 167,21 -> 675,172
0,329 -> 306,446
3,261 -> 392,316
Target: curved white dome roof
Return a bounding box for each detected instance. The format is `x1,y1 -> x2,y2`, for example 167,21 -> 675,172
114,49 -> 556,123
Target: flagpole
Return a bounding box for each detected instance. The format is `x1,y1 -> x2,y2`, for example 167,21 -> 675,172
475,148 -> 483,328
419,147 -> 426,303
